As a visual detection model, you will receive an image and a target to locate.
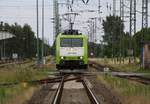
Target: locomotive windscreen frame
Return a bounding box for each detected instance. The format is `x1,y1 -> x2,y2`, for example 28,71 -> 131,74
60,38 -> 83,47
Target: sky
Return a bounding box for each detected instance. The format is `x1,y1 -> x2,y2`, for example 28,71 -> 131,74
0,0 -> 150,45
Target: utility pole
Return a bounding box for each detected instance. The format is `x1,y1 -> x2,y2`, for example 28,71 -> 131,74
89,18 -> 96,43
98,0 -> 103,57
129,0 -> 136,63
112,0 -> 116,62
113,0 -> 116,16
89,23 -> 92,42
1,22 -> 6,60
0,22 -> 2,60
89,17 -> 98,57
0,22 -> 5,60
4,31 -> 5,60
141,0 -> 148,67
94,18 -> 97,43
41,0 -> 45,64
120,0 -> 125,63
120,0 -> 124,22
36,0 -> 40,65
53,0 -> 59,41
142,0 -> 148,29
87,21 -> 92,42
98,0 -> 101,14
98,0 -> 102,41
130,0 -> 136,36
91,20 -> 94,43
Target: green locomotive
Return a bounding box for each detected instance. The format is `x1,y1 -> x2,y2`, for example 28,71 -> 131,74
56,30 -> 88,70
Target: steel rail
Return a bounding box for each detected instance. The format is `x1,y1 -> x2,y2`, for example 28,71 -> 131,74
0,74 -> 82,87
82,78 -> 100,104
52,76 -> 65,104
90,61 -> 150,85
0,61 -> 30,67
117,75 -> 150,85
0,76 -> 63,87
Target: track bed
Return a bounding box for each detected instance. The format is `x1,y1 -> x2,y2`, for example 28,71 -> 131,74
26,73 -> 121,104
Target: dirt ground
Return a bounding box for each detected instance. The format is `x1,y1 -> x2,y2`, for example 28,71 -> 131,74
25,84 -> 55,104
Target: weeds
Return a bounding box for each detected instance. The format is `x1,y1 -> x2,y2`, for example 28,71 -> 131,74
97,75 -> 150,104
92,58 -> 150,73
0,63 -> 52,104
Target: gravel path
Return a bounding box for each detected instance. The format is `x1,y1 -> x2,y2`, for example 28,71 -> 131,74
26,84 -> 55,104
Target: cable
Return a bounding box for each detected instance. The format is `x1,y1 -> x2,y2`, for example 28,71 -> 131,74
124,4 -> 150,17
81,0 -> 90,4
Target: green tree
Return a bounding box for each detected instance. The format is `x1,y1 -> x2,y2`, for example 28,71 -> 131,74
133,28 -> 150,56
0,22 -> 51,59
22,24 -> 36,58
102,15 -> 124,57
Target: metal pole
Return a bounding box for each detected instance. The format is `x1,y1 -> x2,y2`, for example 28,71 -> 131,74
36,0 -> 40,65
98,0 -> 101,14
92,21 -> 94,43
42,0 -> 45,64
113,0 -> 116,16
94,18 -> 96,43
120,0 -> 125,63
0,47 -> 2,60
1,32 -> 4,60
129,0 -> 136,63
4,31 -> 5,59
54,0 -> 59,40
141,0 -> 148,67
142,0 -> 148,29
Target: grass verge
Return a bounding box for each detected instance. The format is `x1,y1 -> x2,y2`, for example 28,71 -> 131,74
90,58 -> 150,73
0,62 -> 55,104
97,74 -> 150,104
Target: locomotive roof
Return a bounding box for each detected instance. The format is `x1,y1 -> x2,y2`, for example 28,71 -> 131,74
62,29 -> 82,35
59,33 -> 86,38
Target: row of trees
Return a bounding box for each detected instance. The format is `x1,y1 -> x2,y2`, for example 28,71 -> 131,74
92,15 -> 150,59
0,22 -> 51,59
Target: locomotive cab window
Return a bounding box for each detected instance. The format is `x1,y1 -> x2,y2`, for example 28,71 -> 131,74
60,38 -> 83,47
60,38 -> 72,47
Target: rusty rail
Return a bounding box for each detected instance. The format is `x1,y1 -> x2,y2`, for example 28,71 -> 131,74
52,76 -> 65,104
82,78 -> 100,104
90,61 -> 150,85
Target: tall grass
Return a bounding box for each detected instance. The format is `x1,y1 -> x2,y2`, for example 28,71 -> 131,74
0,64 -> 51,104
97,75 -> 150,103
0,88 -> 6,104
92,58 -> 150,73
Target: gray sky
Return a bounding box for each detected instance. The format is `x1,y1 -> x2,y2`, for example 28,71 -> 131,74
0,0 -> 150,45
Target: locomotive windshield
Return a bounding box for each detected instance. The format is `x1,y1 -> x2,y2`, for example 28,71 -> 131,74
60,38 -> 83,47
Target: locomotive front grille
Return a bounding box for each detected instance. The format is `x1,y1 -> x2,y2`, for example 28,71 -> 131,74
60,60 -> 84,66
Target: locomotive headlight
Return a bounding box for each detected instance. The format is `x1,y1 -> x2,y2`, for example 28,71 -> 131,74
80,56 -> 83,59
70,48 -> 73,51
61,56 -> 64,59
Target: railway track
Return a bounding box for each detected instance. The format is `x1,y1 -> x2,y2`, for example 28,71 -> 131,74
52,74 -> 100,104
52,75 -> 65,104
116,75 -> 150,85
89,61 -> 150,85
0,60 -> 31,67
